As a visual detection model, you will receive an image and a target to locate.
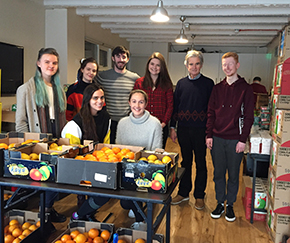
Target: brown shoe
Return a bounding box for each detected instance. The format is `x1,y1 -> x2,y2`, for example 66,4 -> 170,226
171,195 -> 189,205
195,198 -> 205,210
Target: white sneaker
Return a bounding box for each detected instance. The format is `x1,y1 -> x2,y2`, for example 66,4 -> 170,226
130,221 -> 147,231
128,209 -> 135,218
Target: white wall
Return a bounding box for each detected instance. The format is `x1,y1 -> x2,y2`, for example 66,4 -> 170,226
0,0 -> 45,110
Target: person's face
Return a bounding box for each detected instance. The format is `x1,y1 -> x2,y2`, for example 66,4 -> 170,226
222,57 -> 240,77
37,54 -> 58,79
148,58 -> 161,76
81,62 -> 98,83
129,92 -> 147,118
112,53 -> 129,71
186,56 -> 202,79
90,89 -> 105,115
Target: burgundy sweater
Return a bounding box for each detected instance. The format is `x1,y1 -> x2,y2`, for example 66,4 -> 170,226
206,77 -> 254,143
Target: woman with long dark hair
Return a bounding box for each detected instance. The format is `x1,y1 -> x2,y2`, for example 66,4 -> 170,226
66,57 -> 99,121
133,52 -> 173,149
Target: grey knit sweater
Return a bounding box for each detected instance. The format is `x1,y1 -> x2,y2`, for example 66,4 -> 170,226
116,110 -> 162,150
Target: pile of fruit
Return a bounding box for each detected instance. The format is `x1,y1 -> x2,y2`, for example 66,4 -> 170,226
49,142 -> 64,151
55,228 -> 110,243
0,140 -> 40,150
74,147 -> 135,163
138,154 -> 172,164
4,193 -> 12,201
4,219 -> 40,243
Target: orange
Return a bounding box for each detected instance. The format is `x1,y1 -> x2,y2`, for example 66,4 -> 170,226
22,229 -> 32,237
0,143 -> 8,149
100,230 -> 110,241
8,225 -> 19,233
104,149 -> 114,155
162,155 -> 172,164
8,143 -> 15,149
98,156 -> 108,162
112,147 -> 121,154
88,228 -> 99,239
117,240 -> 127,243
93,150 -> 104,158
85,154 -> 97,161
11,228 -> 22,238
75,155 -> 85,160
12,238 -> 21,243
125,152 -> 135,159
135,239 -> 145,243
70,230 -> 80,239
9,219 -> 19,226
4,225 -> 9,234
4,235 -> 15,243
55,241 -> 62,243
21,222 -> 31,230
93,237 -> 104,243
108,156 -> 119,163
36,221 -> 41,227
18,235 -> 25,240
101,146 -> 110,152
61,234 -> 72,242
66,241 -> 75,243
120,148 -> 130,155
75,233 -> 87,243
28,224 -> 38,231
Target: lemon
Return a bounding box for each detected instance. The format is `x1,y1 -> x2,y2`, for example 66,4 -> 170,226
154,173 -> 165,183
162,155 -> 172,164
29,153 -> 39,160
147,154 -> 157,161
55,146 -> 63,151
139,157 -> 148,161
49,143 -> 58,149
154,159 -> 163,164
21,153 -> 30,160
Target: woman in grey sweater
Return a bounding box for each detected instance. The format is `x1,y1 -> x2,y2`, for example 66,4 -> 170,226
116,89 -> 162,231
116,89 -> 162,151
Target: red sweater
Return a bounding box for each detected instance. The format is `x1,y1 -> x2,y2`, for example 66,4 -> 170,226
206,77 -> 254,143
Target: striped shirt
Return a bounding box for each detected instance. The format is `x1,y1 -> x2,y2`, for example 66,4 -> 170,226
96,69 -> 140,121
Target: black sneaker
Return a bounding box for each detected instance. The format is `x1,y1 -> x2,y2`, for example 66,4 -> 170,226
48,208 -> 67,223
225,205 -> 236,222
210,203 -> 224,219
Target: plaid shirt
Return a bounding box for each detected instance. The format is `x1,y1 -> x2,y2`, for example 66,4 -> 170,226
134,77 -> 173,125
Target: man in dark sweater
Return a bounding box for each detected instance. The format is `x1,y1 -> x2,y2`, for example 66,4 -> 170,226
170,50 -> 214,209
251,76 -> 268,105
206,52 -> 254,222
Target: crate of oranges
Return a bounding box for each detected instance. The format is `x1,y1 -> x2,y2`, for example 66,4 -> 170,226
52,220 -> 114,243
120,151 -> 179,193
57,143 -> 144,189
4,209 -> 47,243
116,227 -> 164,243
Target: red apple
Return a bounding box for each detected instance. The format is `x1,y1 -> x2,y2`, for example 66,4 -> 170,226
151,180 -> 162,191
29,169 -> 42,181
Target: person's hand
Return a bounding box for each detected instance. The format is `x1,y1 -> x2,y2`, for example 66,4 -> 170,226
161,122 -> 166,128
206,138 -> 213,150
236,141 -> 246,153
170,128 -> 177,143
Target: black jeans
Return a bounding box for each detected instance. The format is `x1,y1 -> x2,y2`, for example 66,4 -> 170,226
177,126 -> 207,199
110,120 -> 118,144
120,199 -> 144,222
162,125 -> 169,149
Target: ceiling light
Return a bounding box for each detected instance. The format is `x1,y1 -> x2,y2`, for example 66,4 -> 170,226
175,16 -> 188,44
150,1 -> 169,22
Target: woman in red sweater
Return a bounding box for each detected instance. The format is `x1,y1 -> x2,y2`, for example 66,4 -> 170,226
133,52 -> 173,149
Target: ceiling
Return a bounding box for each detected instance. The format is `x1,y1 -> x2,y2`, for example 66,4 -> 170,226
43,0 -> 290,47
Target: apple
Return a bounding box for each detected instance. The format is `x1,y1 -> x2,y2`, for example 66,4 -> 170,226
29,169 -> 42,181
151,180 -> 162,191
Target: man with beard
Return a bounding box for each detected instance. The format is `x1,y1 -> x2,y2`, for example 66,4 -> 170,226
96,46 -> 140,143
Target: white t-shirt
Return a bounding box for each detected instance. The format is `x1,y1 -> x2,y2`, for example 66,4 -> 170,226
46,85 -> 55,119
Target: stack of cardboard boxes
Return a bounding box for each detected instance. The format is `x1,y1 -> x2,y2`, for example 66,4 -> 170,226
267,51 -> 290,243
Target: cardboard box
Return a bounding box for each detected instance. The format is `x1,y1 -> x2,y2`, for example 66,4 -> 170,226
57,143 -> 143,189
116,228 -> 164,243
272,109 -> 290,145
270,140 -> 290,181
267,202 -> 290,243
3,143 -> 60,182
273,57 -> 290,95
242,176 -> 268,221
120,151 -> 178,193
278,26 -> 290,63
256,94 -> 269,110
249,130 -> 272,155
52,220 -> 114,243
4,209 -> 42,226
272,95 -> 290,110
268,168 -> 290,215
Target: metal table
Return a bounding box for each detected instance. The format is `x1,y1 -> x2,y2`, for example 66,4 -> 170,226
0,168 -> 184,243
248,153 -> 270,224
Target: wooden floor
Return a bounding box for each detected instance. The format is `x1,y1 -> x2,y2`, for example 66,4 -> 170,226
24,138 -> 273,243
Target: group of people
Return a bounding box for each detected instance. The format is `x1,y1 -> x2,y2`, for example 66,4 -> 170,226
15,44 -> 257,227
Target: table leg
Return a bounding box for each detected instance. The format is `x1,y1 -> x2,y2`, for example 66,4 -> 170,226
166,200 -> 171,243
147,202 -> 153,243
0,186 -> 4,243
40,190 -> 45,235
250,158 -> 257,224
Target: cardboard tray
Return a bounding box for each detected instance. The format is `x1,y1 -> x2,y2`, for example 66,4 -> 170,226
116,228 -> 164,243
120,151 -> 179,193
52,220 -> 114,243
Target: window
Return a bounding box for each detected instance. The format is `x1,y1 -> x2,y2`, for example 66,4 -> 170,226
85,41 -> 111,70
